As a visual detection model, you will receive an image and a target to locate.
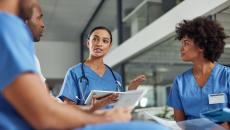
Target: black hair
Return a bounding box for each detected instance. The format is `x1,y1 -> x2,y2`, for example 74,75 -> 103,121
176,16 -> 228,62
88,26 -> 112,43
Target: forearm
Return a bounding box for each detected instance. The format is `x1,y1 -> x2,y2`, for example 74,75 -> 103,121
63,98 -> 95,113
3,73 -> 110,129
174,109 -> 186,122
44,100 -> 110,129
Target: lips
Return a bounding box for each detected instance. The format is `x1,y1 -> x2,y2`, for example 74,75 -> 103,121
93,48 -> 103,53
40,30 -> 44,37
94,48 -> 103,51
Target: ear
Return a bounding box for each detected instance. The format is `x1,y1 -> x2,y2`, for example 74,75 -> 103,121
109,42 -> 112,49
86,40 -> 90,48
198,47 -> 204,54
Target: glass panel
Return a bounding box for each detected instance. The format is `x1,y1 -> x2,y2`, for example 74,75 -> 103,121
122,7 -> 230,108
216,7 -> 230,65
122,0 -> 183,42
124,36 -> 191,108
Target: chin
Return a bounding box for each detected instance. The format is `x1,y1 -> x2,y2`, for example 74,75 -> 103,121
92,54 -> 104,58
181,58 -> 190,62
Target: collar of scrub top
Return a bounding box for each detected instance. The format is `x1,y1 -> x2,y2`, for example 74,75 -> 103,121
80,62 -> 123,92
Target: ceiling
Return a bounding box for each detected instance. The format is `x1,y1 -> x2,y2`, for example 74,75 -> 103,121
39,0 -> 143,43
39,0 -> 101,43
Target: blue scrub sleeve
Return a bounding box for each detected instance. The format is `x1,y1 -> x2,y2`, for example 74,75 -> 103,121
58,69 -> 80,103
77,121 -> 169,130
0,14 -> 37,91
167,77 -> 183,110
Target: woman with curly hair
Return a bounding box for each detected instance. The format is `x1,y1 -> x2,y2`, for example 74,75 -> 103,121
167,17 -> 229,128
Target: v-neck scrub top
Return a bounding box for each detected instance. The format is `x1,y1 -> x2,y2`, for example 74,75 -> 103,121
58,63 -> 123,105
167,63 -> 230,120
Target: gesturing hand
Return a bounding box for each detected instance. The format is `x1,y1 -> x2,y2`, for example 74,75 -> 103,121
128,75 -> 146,90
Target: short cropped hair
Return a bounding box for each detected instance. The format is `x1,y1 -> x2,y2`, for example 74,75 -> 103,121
175,17 -> 228,62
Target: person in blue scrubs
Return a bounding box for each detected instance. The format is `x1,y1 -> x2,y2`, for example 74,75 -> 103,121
58,26 -> 146,111
0,1 -> 169,130
167,17 -> 230,128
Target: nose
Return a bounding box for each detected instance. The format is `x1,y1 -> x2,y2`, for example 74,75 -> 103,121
95,40 -> 103,46
41,19 -> 45,29
180,46 -> 184,52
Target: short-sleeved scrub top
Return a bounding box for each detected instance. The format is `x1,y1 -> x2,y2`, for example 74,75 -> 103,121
58,63 -> 124,105
167,63 -> 230,120
0,12 -> 37,130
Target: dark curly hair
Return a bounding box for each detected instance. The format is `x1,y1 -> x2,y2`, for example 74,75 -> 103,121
175,16 -> 228,62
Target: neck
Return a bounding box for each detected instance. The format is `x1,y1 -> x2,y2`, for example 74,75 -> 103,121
0,0 -> 19,15
85,56 -> 104,69
193,60 -> 215,75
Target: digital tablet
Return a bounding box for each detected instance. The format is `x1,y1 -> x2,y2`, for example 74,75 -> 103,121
201,108 -> 230,122
84,90 -> 120,105
84,89 -> 147,109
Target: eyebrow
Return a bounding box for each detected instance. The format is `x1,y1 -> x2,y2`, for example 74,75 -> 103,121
92,35 -> 110,40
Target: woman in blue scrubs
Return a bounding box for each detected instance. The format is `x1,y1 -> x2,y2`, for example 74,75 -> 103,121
167,17 -> 229,128
58,26 -> 146,111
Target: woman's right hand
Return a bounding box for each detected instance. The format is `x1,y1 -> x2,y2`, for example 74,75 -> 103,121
89,93 -> 119,111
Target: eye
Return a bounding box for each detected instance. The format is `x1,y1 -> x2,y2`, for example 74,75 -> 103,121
92,37 -> 97,42
185,40 -> 191,46
103,39 -> 109,44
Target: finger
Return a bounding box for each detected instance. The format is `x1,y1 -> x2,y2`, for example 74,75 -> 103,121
91,94 -> 97,104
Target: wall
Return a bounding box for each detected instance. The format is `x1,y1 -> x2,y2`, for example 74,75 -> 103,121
35,41 -> 80,79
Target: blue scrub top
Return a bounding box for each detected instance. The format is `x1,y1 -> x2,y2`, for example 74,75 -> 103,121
0,11 -> 169,130
58,63 -> 124,105
0,12 -> 37,130
167,63 -> 230,120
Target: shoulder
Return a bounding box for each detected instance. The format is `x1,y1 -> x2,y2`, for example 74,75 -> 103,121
215,63 -> 230,76
0,12 -> 33,47
113,71 -> 121,78
105,65 -> 122,79
171,68 -> 193,90
175,67 -> 193,81
66,63 -> 82,74
0,12 -> 27,33
216,63 -> 230,71
0,12 -> 22,25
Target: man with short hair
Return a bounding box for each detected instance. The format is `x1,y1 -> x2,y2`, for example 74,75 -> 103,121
24,2 -> 46,82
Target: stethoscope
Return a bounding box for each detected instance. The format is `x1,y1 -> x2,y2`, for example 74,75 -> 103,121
77,63 -> 123,103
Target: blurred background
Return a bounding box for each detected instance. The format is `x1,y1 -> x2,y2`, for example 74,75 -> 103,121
36,0 -> 230,116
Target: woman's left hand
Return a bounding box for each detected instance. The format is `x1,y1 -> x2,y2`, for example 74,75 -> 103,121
89,93 -> 119,112
128,75 -> 146,90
